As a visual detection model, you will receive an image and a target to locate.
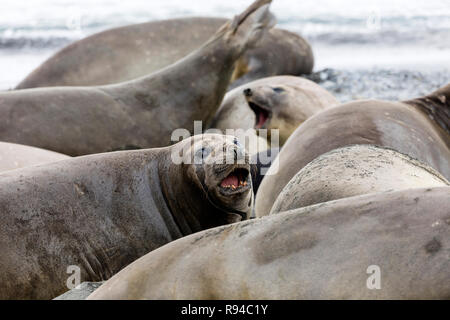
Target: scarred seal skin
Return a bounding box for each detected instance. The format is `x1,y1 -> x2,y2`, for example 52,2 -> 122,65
270,145 -> 449,214
15,18 -> 313,89
0,134 -> 254,299
0,0 -> 275,156
0,141 -> 69,172
255,83 -> 450,217
88,187 -> 450,300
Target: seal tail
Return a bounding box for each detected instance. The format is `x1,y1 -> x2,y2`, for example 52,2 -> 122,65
216,0 -> 276,51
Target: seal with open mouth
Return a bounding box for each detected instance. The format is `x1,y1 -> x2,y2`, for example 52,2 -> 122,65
176,134 -> 254,225
210,76 -> 338,146
0,134 -> 253,299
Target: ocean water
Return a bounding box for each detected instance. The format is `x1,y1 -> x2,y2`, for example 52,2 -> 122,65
1,0 -> 450,93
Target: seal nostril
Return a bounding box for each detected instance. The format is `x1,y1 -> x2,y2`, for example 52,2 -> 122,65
244,88 -> 252,97
272,87 -> 285,93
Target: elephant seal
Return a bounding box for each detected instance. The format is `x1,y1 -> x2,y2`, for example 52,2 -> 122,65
15,20 -> 313,90
271,145 -> 449,214
88,187 -> 450,299
210,76 -> 338,146
0,0 -> 275,156
0,141 -> 69,172
0,134 -> 254,299
255,83 -> 450,216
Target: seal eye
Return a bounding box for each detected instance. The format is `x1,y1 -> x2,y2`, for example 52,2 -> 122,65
272,87 -> 285,93
195,146 -> 212,163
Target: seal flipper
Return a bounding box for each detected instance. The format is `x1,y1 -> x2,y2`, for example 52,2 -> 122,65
222,0 -> 276,53
97,0 -> 277,149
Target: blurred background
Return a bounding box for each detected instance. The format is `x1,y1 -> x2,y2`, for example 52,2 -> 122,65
1,0 -> 449,100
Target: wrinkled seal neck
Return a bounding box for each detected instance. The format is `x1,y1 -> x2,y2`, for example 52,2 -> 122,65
405,83 -> 450,138
157,150 -> 220,236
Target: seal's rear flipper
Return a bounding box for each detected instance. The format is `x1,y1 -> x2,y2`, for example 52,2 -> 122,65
216,0 -> 276,52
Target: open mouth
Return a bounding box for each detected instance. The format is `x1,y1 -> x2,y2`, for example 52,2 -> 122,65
219,167 -> 250,193
248,101 -> 271,129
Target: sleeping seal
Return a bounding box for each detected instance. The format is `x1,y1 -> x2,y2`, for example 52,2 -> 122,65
270,145 -> 449,214
255,83 -> 450,216
0,134 -> 253,299
0,0 -> 275,156
0,142 -> 69,172
88,187 -> 450,299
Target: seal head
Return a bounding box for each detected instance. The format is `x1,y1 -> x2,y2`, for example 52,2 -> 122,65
210,76 -> 338,149
244,84 -> 324,144
176,134 -> 254,225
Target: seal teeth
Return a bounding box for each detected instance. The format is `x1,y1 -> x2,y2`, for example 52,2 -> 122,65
220,168 -> 249,190
239,180 -> 247,186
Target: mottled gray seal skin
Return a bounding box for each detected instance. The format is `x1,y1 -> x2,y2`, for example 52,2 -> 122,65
255,83 -> 450,217
271,145 -> 449,214
0,134 -> 254,299
15,20 -> 313,90
0,0 -> 275,156
88,187 -> 450,300
0,141 -> 69,172
210,76 -> 338,146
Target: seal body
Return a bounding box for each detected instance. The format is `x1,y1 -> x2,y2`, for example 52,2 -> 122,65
15,20 -> 313,90
0,134 -> 254,299
255,84 -> 450,217
88,187 -> 450,300
0,1 -> 275,156
270,145 -> 449,214
210,76 -> 338,146
0,142 -> 69,172
228,29 -> 314,89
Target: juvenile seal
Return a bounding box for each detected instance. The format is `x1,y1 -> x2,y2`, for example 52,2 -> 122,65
15,20 -> 313,89
0,0 -> 275,156
0,141 -> 69,172
0,134 -> 254,299
88,187 -> 450,299
271,145 -> 449,214
210,76 -> 338,146
255,83 -> 450,216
